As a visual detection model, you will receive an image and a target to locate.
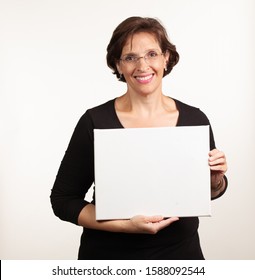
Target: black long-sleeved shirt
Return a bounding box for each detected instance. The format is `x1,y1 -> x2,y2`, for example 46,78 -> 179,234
50,98 -> 227,259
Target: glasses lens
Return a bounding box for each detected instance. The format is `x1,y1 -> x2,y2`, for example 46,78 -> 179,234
145,51 -> 159,61
122,55 -> 138,64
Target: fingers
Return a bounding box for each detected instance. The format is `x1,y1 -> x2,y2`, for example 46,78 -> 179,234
130,215 -> 179,234
209,149 -> 225,161
152,217 -> 179,234
157,217 -> 179,229
145,215 -> 164,223
208,149 -> 227,173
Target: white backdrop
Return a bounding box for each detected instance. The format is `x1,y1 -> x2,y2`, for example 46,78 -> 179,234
0,0 -> 254,259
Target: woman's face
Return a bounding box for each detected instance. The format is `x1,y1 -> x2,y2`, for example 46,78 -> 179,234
117,32 -> 169,96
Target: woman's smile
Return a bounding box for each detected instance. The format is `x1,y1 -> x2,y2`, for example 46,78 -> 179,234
134,73 -> 154,84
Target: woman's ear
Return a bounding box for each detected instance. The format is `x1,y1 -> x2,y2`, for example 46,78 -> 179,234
164,50 -> 170,63
116,62 -> 122,76
165,50 -> 170,59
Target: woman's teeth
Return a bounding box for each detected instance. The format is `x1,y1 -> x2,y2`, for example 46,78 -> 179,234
135,74 -> 153,81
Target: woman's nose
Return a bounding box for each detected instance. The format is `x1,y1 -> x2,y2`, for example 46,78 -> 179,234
136,56 -> 150,71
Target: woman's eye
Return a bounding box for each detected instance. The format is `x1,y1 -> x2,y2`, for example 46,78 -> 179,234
124,55 -> 136,61
148,51 -> 158,58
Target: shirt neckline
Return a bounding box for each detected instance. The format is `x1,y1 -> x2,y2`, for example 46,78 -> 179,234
111,97 -> 181,128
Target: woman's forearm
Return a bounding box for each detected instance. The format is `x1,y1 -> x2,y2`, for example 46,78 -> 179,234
77,203 -> 179,234
77,203 -> 130,232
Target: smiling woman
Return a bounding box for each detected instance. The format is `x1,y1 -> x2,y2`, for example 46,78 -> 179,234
116,32 -> 168,98
106,16 -> 179,82
50,16 -> 228,260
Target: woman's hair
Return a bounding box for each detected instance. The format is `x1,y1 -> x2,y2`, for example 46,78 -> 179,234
106,16 -> 179,82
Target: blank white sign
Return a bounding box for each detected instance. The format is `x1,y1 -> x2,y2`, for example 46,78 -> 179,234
94,126 -> 211,220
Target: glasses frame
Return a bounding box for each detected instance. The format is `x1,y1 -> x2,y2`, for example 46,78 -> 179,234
119,50 -> 164,66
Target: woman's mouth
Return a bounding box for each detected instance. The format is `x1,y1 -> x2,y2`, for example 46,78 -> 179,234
134,74 -> 154,84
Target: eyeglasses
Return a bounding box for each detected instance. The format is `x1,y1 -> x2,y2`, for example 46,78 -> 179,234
119,50 -> 163,66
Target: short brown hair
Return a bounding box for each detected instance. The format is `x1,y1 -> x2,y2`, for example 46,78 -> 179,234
106,16 -> 179,82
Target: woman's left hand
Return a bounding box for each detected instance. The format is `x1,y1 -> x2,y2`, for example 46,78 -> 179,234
208,148 -> 227,189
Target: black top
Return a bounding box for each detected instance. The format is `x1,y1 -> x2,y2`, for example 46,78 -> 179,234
50,98 -> 227,260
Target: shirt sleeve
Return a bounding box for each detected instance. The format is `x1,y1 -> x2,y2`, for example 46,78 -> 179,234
196,109 -> 228,199
50,110 -> 94,225
195,109 -> 216,151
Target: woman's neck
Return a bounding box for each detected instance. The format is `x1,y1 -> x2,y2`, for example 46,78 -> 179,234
118,91 -> 168,117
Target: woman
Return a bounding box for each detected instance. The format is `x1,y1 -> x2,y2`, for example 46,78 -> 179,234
50,16 -> 228,259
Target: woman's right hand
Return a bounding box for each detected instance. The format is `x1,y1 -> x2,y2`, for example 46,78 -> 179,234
78,204 -> 179,234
